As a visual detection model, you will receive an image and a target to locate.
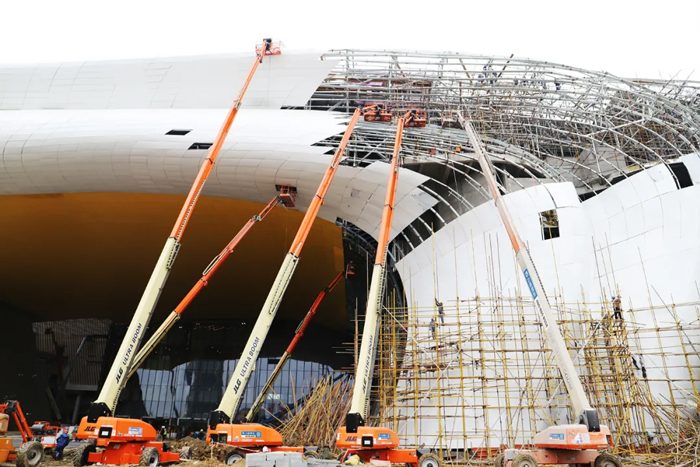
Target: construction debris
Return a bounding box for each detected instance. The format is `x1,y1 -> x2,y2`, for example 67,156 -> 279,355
171,438 -> 234,462
277,376 -> 353,451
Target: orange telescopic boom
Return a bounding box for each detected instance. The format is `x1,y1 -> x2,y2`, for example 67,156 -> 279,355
75,39 -> 281,467
335,118 -> 436,467
168,46 -> 271,241
126,192 -> 289,381
208,109 -> 362,445
345,117 -> 403,429
457,115 -> 615,467
244,265 -> 351,422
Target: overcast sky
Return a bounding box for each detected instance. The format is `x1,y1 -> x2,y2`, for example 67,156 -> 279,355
2,0 -> 698,80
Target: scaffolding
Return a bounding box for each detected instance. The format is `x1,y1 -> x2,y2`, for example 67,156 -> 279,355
374,295 -> 700,463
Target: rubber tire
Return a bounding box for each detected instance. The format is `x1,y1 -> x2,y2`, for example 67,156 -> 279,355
179,446 -> 192,460
495,453 -> 505,467
139,447 -> 160,467
304,450 -> 320,460
15,441 -> 44,467
594,454 -> 622,467
418,453 -> 441,467
72,444 -> 96,467
318,446 -> 334,460
512,454 -> 538,467
225,451 -> 245,465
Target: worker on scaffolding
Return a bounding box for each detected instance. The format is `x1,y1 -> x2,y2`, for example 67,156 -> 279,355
429,318 -> 436,340
612,295 -> 623,320
632,354 -> 648,380
435,298 -> 445,324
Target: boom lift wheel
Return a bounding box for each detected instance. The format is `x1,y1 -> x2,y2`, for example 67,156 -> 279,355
511,454 -> 537,467
494,453 -> 505,467
417,452 -> 441,467
139,447 -> 159,467
225,450 -> 245,465
15,441 -> 44,467
72,443 -> 96,467
178,446 -> 192,460
593,454 -> 622,467
303,450 -> 320,460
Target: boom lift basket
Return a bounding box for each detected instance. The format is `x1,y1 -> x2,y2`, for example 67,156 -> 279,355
277,185 -> 297,207
256,39 -> 282,56
403,109 -> 427,128
362,104 -> 393,123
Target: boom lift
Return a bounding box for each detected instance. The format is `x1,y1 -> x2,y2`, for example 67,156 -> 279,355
126,191 -> 292,380
335,118 -> 436,467
458,115 -> 620,467
73,39 -> 281,467
0,401 -> 45,467
244,265 -> 352,422
207,109 -> 362,461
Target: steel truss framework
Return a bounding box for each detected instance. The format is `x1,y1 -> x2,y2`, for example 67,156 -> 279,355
307,50 -> 700,260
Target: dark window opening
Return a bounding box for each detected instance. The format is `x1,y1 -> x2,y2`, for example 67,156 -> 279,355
669,162 -> 693,189
610,168 -> 642,186
188,142 -> 213,150
540,209 -> 560,240
166,129 -> 191,136
578,189 -> 604,202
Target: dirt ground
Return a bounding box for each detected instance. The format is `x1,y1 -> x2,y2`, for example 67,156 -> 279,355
0,442 -> 234,467
171,438 -> 237,462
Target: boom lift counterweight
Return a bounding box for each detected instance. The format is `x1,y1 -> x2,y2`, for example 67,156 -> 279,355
206,109 -> 362,459
74,39 -> 281,467
458,115 -> 619,467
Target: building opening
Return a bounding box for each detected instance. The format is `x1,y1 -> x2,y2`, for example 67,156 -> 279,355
540,209 -> 560,240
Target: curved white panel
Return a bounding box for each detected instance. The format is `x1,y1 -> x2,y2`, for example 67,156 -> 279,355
0,51 -> 336,110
